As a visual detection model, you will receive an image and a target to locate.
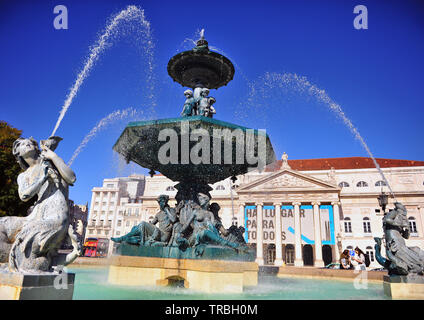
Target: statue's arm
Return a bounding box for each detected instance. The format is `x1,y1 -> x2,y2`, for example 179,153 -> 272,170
151,215 -> 158,225
41,146 -> 76,185
384,211 -> 404,227
180,213 -> 195,234
17,170 -> 47,201
167,208 -> 177,223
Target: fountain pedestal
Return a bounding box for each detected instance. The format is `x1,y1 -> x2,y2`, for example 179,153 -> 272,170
383,275 -> 424,299
108,255 -> 258,294
0,270 -> 75,300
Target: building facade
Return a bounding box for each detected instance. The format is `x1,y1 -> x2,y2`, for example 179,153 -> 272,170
84,156 -> 424,269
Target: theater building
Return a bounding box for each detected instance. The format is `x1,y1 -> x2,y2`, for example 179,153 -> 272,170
85,155 -> 424,268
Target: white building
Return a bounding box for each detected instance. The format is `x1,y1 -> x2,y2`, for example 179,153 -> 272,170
84,156 -> 424,269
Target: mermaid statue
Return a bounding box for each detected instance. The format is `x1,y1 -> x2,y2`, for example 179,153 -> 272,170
374,202 -> 424,276
0,136 -> 81,273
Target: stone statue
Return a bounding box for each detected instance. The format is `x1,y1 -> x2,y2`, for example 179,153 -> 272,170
204,97 -> 216,118
112,195 -> 176,246
209,202 -> 246,245
281,152 -> 290,169
180,89 -> 197,117
175,193 -> 242,256
374,202 -> 424,276
197,88 -> 211,116
0,136 -> 80,273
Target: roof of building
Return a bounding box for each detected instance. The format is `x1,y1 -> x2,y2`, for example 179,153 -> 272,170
265,157 -> 424,172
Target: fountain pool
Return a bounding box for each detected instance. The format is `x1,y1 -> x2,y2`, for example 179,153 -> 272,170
67,267 -> 389,300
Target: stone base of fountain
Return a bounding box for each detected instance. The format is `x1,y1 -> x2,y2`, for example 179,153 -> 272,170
0,270 -> 75,300
108,255 -> 258,293
383,275 -> 424,299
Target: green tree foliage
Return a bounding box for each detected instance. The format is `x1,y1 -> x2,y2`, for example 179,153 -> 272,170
0,121 -> 35,217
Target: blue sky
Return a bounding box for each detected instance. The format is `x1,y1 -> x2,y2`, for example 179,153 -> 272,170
1,0 -> 423,205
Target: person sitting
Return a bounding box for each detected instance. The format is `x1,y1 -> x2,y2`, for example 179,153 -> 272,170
340,249 -> 353,270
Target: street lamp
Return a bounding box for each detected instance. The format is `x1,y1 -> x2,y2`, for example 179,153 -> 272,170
377,190 -> 389,214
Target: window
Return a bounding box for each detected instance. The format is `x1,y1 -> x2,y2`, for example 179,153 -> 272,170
232,217 -> 238,226
116,231 -> 120,236
148,216 -> 154,223
366,246 -> 375,262
363,217 -> 371,233
128,208 -> 132,215
118,210 -> 123,215
106,184 -> 114,188
126,221 -> 130,227
216,185 -> 225,190
375,180 -> 386,187
409,217 -> 418,235
344,217 -> 352,233
135,208 -> 139,216
117,220 -> 122,227
166,186 -> 175,191
356,181 -> 368,187
338,181 -> 349,188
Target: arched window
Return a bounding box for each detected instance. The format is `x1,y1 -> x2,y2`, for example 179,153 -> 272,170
232,217 -> 238,226
215,185 -> 225,190
363,217 -> 371,233
344,217 -> 352,233
338,181 -> 350,188
166,186 -> 175,191
375,180 -> 387,187
366,246 -> 375,262
408,217 -> 418,234
356,181 -> 368,187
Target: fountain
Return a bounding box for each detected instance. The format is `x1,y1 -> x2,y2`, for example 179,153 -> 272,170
108,31 -> 276,293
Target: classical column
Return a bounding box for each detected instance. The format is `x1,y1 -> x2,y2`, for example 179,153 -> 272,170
274,203 -> 284,266
293,202 -> 303,267
313,201 -> 324,267
418,206 -> 424,237
239,203 -> 245,228
255,203 -> 264,265
332,201 -> 342,263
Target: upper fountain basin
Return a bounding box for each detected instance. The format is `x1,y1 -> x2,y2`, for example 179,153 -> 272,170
113,116 -> 276,185
167,47 -> 235,89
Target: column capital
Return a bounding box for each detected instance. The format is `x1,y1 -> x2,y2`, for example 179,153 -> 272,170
256,202 -> 264,207
331,201 -> 341,206
312,201 -> 321,206
274,203 -> 281,208
292,201 -> 301,206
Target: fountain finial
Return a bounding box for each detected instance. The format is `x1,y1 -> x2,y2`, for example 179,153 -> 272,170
195,28 -> 208,50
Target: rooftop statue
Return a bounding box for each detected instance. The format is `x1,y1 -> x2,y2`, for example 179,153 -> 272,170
0,136 -> 80,273
374,202 -> 424,276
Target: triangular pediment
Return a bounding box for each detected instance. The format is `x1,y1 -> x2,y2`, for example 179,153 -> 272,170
237,168 -> 339,192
